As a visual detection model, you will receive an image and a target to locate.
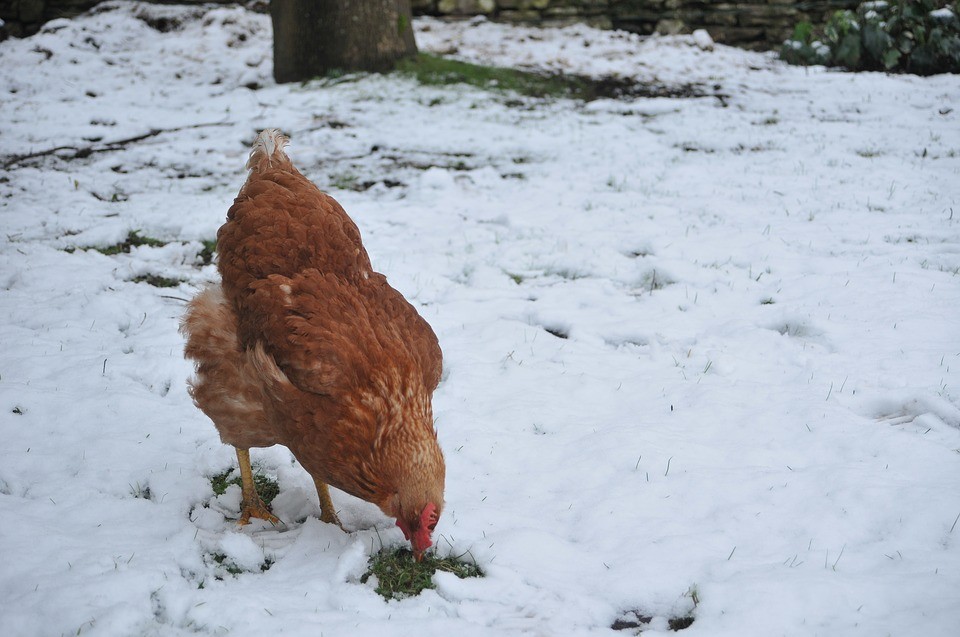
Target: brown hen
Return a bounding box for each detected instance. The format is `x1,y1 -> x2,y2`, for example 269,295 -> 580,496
181,130 -> 445,559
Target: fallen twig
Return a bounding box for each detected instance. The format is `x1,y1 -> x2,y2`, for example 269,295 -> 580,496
2,121 -> 231,169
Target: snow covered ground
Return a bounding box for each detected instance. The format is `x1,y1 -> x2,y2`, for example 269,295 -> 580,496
2,3 -> 959,635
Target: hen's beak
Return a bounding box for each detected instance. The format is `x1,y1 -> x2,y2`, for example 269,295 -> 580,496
413,548 -> 425,562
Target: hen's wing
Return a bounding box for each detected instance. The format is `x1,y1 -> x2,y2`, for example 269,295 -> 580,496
369,276 -> 442,393
214,130 -> 441,400
243,270 -> 441,399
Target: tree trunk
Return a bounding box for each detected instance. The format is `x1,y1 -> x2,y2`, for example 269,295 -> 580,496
270,0 -> 418,83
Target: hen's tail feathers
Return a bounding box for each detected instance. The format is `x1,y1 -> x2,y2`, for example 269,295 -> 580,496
246,129 -> 291,173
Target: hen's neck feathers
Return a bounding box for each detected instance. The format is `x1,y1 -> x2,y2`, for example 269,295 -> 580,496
348,368 -> 445,511
246,129 -> 293,174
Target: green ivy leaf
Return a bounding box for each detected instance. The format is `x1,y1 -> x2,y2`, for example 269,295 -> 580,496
863,21 -> 893,61
835,32 -> 863,68
910,43 -> 938,74
882,47 -> 902,69
792,21 -> 815,44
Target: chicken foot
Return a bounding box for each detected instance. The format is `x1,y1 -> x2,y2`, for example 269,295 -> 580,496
235,447 -> 280,526
313,477 -> 342,527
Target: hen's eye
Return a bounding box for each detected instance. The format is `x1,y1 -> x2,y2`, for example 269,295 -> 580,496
428,523 -> 437,531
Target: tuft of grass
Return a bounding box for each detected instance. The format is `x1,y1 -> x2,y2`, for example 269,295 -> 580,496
210,468 -> 280,506
130,482 -> 151,500
212,552 -> 243,575
95,230 -> 166,256
198,239 -> 217,266
211,552 -> 273,577
131,274 -> 182,288
67,235 -> 216,269
505,271 -> 524,285
329,172 -> 361,191
547,267 -> 587,281
638,268 -> 674,293
210,469 -> 234,497
362,547 -> 482,600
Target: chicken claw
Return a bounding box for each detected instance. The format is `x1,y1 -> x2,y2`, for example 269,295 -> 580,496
238,500 -> 281,526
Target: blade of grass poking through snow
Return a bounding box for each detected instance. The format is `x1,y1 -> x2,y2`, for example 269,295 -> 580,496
832,544 -> 846,571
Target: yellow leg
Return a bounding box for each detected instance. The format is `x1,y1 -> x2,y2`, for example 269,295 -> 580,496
235,447 -> 280,526
313,477 -> 342,527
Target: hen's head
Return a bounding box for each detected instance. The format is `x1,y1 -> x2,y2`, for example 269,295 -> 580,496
365,368 -> 445,561
395,501 -> 441,561
386,441 -> 444,561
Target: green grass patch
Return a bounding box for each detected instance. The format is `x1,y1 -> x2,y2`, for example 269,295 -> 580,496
95,230 -> 167,256
396,52 -> 588,99
198,239 -> 217,266
210,552 -> 273,577
131,274 -> 182,288
213,552 -> 245,576
362,547 -> 482,600
505,271 -> 525,285
210,467 -> 280,506
329,171 -> 362,191
395,53 -> 708,101
66,234 -> 216,269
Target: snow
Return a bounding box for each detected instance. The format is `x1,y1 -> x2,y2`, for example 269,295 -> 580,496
691,29 -> 714,52
1,2 -> 959,636
219,532 -> 266,572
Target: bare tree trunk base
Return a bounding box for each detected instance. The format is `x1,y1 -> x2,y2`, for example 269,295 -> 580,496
271,0 -> 417,83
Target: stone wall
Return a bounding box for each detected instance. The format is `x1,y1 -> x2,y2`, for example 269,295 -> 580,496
411,1 -> 860,49
2,0 -> 858,49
